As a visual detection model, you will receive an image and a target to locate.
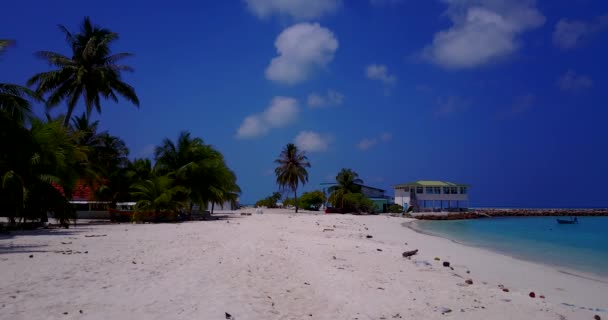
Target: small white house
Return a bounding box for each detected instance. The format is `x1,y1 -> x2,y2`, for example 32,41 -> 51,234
394,180 -> 469,212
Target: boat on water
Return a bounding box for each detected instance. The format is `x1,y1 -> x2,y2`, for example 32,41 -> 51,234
556,217 -> 578,224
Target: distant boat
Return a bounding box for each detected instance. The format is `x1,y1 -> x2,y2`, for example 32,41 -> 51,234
556,217 -> 578,224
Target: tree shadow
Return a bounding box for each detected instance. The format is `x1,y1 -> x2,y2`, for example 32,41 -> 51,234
0,227 -> 86,241
0,243 -> 51,254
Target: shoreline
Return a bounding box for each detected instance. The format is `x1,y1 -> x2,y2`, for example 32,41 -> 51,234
404,219 -> 608,284
411,208 -> 608,220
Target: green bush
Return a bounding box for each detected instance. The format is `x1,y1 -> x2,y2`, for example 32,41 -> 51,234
255,192 -> 282,208
342,193 -> 375,214
388,204 -> 404,213
299,190 -> 326,211
283,197 -> 296,207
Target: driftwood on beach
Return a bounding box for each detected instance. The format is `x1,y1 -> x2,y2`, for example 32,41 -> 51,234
411,208 -> 608,220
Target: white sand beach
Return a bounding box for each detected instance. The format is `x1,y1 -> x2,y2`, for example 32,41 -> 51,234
1,210 -> 607,320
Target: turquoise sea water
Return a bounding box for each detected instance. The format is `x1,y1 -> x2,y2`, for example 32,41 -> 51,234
411,217 -> 608,278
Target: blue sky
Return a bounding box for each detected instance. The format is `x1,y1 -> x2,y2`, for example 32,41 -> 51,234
2,0 -> 607,207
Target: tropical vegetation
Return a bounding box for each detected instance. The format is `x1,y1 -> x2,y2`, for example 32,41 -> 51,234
328,168 -> 375,214
298,190 -> 326,211
274,143 -> 310,213
255,192 -> 282,208
0,18 -> 240,228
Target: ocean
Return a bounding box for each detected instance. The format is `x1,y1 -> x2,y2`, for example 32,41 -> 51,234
410,216 -> 608,278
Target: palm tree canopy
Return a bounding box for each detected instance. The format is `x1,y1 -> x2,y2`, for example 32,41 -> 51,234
27,17 -> 139,126
131,175 -> 186,213
0,40 -> 15,53
154,131 -> 241,208
0,40 -> 41,124
274,143 -> 310,203
329,168 -> 363,194
328,168 -> 364,209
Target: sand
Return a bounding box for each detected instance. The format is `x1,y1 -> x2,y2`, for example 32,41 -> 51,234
1,209 -> 607,320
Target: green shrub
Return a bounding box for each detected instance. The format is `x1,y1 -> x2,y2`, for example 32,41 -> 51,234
343,193 -> 375,214
388,204 -> 404,213
255,192 -> 282,208
299,190 -> 326,211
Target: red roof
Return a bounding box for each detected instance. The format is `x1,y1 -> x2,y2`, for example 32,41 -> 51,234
52,182 -> 95,201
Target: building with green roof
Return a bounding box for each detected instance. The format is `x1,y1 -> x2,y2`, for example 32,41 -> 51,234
394,180 -> 469,212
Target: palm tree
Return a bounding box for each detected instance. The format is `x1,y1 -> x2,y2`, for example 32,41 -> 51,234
1,117 -> 86,226
274,143 -> 310,213
154,131 -> 239,215
0,40 -> 40,123
130,175 -> 186,215
127,158 -> 154,182
328,168 -> 363,209
27,17 -> 139,126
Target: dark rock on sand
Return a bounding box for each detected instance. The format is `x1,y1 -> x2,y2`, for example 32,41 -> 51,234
225,312 -> 232,319
529,292 -> 535,298
594,315 -> 601,320
366,235 -> 373,239
465,279 -> 473,285
29,255 -> 33,258
502,288 -> 510,292
377,249 -> 383,252
442,261 -> 450,267
402,250 -> 419,258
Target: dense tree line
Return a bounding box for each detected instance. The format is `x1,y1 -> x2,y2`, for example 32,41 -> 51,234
0,18 -> 239,227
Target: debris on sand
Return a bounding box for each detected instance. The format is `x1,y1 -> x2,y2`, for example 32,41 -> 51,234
402,250 -> 419,258
323,229 -> 334,232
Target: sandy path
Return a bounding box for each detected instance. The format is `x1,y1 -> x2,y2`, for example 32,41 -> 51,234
1,211 -> 606,319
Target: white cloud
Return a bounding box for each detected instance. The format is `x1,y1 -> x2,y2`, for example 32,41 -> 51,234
245,0 -> 341,20
510,94 -> 535,114
236,96 -> 300,139
557,70 -> 593,93
380,132 -> 392,142
422,0 -> 545,69
307,89 -> 344,108
365,64 -> 397,86
436,96 -> 471,116
553,15 -> 608,49
266,23 -> 339,85
358,132 -> 392,151
357,138 -> 378,151
294,131 -> 332,152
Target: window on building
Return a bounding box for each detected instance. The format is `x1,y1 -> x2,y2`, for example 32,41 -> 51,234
403,186 -> 410,192
460,187 -> 467,194
416,186 -> 423,194
450,187 -> 457,194
426,187 -> 434,194
443,187 -> 449,194
434,187 -> 441,194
